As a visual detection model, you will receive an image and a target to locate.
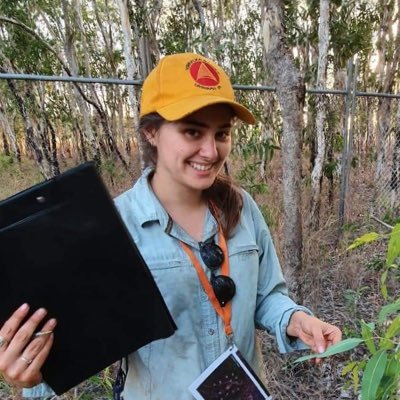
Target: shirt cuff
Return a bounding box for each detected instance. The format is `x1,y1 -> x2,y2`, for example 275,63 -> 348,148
275,306 -> 314,353
22,382 -> 55,399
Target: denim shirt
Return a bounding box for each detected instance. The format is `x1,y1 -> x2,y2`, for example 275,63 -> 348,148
23,168 -> 311,399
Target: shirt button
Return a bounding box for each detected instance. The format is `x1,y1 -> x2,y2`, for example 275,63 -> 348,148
208,328 -> 215,335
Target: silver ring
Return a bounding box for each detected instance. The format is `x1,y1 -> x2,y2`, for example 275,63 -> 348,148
0,335 -> 8,349
20,355 -> 33,365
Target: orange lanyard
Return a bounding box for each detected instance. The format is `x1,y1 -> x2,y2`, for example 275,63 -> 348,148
180,225 -> 233,338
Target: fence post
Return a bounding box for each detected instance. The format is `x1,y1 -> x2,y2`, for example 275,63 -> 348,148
339,58 -> 358,230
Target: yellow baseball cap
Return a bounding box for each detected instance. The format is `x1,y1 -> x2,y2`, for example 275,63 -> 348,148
140,53 -> 256,124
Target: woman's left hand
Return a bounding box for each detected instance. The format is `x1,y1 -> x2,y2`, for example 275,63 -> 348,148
286,311 -> 342,364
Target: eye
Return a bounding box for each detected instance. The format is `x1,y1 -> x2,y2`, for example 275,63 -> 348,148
185,129 -> 201,138
216,131 -> 231,141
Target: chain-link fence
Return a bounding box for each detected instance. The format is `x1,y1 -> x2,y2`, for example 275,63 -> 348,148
373,107 -> 400,221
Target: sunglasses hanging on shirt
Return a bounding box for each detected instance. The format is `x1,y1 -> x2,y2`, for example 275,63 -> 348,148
199,237 -> 236,307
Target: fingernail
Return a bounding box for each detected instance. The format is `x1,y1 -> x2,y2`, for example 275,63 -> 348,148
318,346 -> 325,354
35,308 -> 47,317
19,303 -> 29,311
48,318 -> 57,328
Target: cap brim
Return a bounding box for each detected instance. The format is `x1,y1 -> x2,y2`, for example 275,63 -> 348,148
157,95 -> 256,125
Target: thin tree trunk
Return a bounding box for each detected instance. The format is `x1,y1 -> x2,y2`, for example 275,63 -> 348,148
0,102 -> 21,162
1,131 -> 10,156
118,0 -> 143,166
192,0 -> 209,56
375,0 -> 399,188
2,74 -> 53,178
390,100 -> 400,208
61,0 -> 101,166
262,0 -> 304,291
309,0 -> 330,229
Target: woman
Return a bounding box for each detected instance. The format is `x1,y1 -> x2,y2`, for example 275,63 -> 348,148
0,53 -> 341,399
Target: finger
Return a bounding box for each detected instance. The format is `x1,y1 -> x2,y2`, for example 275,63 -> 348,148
25,332 -> 54,375
0,304 -> 30,352
329,327 -> 342,344
20,319 -> 57,367
19,333 -> 55,388
4,321 -> 56,388
2,308 -> 48,362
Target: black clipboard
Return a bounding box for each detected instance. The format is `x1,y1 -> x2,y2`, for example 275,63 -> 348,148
0,162 -> 177,395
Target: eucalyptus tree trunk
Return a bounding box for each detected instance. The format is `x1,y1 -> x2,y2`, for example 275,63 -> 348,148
36,81 -> 60,175
118,0 -> 143,166
71,0 -> 127,169
206,0 -> 225,63
93,0 -> 130,157
1,73 -> 53,178
61,0 -> 101,166
388,1 -> 400,201
0,103 -> 20,162
262,0 -> 304,285
375,0 -> 398,186
192,0 -> 209,56
130,0 -> 160,78
390,100 -> 400,207
309,0 -> 330,229
1,131 -> 9,156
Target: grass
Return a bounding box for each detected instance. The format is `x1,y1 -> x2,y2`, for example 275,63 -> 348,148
0,156 -> 42,201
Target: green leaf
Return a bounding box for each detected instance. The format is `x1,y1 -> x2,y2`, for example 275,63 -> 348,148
380,270 -> 388,300
386,223 -> 400,266
342,361 -> 357,376
378,300 -> 400,324
385,357 -> 400,378
293,338 -> 364,364
384,315 -> 400,339
347,232 -> 381,251
361,349 -> 388,400
352,364 -> 359,394
360,320 -> 376,354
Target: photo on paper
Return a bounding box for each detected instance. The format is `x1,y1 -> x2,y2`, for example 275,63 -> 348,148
189,345 -> 273,400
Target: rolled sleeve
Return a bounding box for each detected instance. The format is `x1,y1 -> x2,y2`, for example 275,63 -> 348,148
276,306 -> 313,353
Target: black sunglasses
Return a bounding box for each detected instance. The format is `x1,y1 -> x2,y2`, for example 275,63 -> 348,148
199,238 -> 236,307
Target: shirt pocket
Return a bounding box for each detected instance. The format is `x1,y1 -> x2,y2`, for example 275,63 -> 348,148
148,258 -> 187,270
146,258 -> 199,312
229,243 -> 259,262
228,243 -> 260,302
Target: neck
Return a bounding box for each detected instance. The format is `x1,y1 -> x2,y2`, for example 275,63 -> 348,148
150,170 -> 206,210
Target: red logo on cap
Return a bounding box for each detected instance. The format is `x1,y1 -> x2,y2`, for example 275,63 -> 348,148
189,61 -> 220,87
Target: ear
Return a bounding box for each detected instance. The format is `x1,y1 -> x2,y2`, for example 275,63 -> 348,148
143,127 -> 157,146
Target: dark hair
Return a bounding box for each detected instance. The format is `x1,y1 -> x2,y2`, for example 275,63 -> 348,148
138,113 -> 243,237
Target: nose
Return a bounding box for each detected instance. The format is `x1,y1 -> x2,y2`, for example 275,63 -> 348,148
199,134 -> 218,159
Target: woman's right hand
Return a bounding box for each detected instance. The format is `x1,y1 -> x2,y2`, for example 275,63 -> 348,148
0,303 -> 56,388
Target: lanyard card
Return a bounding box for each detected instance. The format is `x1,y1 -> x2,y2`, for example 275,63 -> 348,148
189,345 -> 273,400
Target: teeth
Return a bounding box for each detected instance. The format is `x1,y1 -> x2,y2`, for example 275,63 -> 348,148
189,162 -> 212,171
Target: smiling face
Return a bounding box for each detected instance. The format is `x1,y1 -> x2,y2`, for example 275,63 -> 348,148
146,104 -> 235,198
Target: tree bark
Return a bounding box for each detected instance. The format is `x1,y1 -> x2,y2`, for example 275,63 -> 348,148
375,0 -> 399,188
117,0 -> 143,166
0,102 -> 21,162
61,0 -> 102,166
192,0 -> 209,56
262,0 -> 304,288
1,73 -> 53,178
309,0 -> 330,229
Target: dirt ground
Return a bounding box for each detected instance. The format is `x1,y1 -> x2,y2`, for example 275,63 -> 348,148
0,154 -> 398,399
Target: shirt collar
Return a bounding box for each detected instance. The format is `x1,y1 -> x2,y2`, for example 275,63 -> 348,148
133,167 -> 170,230
133,167 -> 219,244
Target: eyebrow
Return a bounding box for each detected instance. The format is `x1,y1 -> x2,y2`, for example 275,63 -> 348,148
181,119 -> 233,129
